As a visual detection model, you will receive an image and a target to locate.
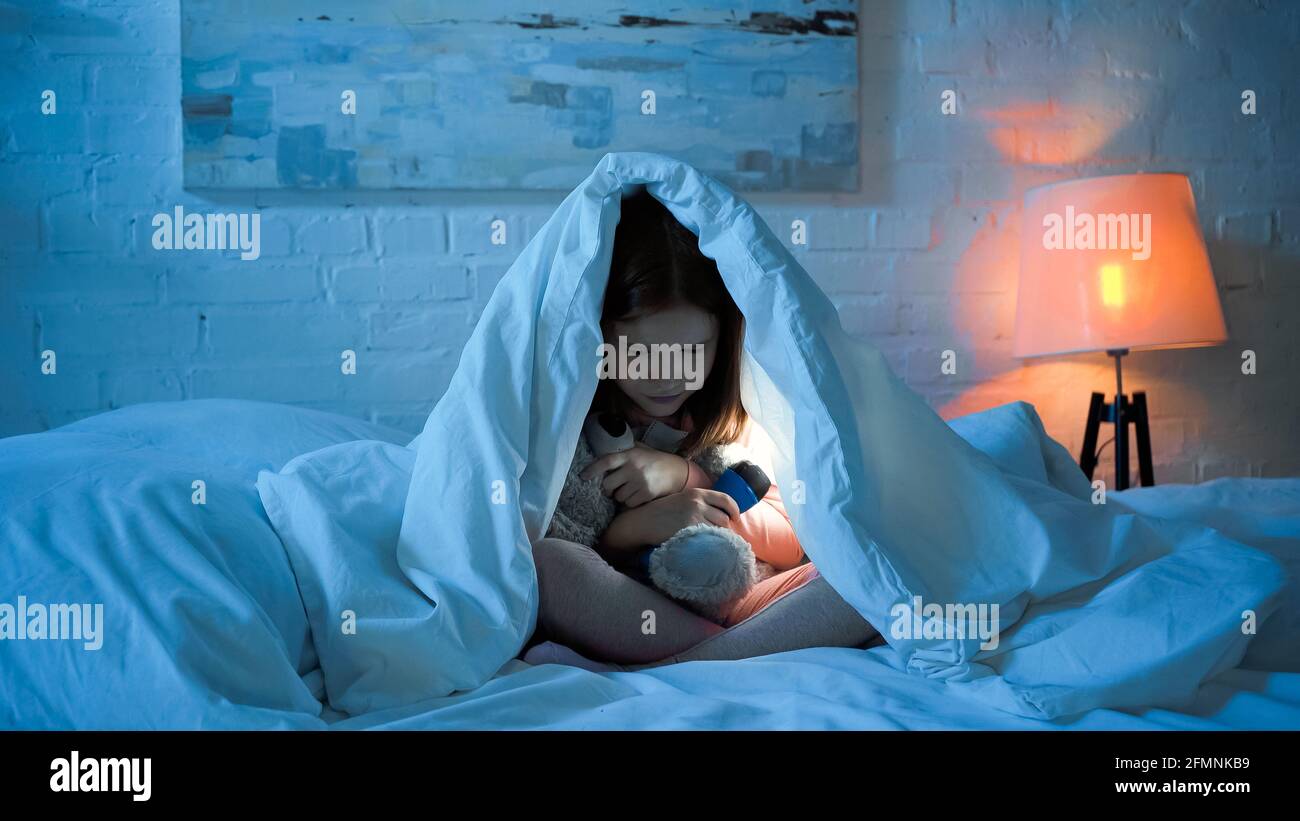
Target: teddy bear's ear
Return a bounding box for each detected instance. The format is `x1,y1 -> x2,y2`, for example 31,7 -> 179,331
584,412 -> 634,456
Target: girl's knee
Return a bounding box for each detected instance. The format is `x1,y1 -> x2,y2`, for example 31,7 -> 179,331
532,537 -> 604,582
531,538 -> 606,637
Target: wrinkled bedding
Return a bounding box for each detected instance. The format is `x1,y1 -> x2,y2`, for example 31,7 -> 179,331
2,399 -> 1296,729
2,152 -> 1295,728
258,152 -> 1285,721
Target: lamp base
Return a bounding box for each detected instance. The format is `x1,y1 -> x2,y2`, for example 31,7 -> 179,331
1078,349 -> 1155,491
1079,390 -> 1155,491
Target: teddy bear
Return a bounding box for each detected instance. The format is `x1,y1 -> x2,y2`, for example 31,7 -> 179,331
544,412 -> 771,622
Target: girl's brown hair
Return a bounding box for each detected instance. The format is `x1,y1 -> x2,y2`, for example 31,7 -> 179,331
594,189 -> 748,458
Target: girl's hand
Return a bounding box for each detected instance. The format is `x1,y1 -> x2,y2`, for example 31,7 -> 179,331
600,488 -> 741,552
581,443 -> 690,508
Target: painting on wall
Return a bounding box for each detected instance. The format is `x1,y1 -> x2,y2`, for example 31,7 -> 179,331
180,0 -> 859,191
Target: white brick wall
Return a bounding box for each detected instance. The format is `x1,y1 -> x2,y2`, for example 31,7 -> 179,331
2,0 -> 1297,486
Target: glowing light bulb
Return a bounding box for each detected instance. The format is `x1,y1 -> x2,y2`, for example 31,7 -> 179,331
1099,264 -> 1126,309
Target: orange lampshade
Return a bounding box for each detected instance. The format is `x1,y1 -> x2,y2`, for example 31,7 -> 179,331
1013,173 -> 1227,358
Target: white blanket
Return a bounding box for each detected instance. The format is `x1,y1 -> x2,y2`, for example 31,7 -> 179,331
258,152 -> 1284,719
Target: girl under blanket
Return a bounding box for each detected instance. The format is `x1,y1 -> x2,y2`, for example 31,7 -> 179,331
524,191 -> 885,672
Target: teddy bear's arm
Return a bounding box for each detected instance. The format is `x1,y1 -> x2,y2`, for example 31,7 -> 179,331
544,435 -> 616,549
545,507 -> 600,548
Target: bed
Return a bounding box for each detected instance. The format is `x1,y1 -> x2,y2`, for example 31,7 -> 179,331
2,399 -> 1296,730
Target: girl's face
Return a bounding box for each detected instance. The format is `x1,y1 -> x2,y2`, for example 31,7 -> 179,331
609,302 -> 718,418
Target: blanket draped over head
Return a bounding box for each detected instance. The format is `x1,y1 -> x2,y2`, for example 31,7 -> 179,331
258,152 -> 1283,720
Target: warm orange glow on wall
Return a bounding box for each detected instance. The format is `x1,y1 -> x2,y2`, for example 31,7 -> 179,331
977,100 -> 1133,166
973,85 -> 1153,176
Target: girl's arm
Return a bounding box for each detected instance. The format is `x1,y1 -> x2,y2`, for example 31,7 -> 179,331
680,460 -> 713,490
598,487 -> 741,558
597,509 -> 651,559
600,480 -> 804,571
688,420 -> 807,570
726,481 -> 805,571
680,457 -> 806,571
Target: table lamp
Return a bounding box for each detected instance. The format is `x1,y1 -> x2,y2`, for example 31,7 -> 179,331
1013,173 -> 1228,490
